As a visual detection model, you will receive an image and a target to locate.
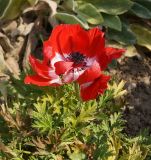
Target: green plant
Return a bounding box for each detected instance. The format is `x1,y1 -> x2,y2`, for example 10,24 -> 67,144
0,75 -> 150,159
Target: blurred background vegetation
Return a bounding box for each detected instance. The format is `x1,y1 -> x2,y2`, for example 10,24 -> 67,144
1,0 -> 151,52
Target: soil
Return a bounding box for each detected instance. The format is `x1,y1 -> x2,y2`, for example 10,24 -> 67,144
111,53 -> 151,136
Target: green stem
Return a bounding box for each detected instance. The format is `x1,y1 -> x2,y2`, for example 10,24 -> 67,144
74,82 -> 81,102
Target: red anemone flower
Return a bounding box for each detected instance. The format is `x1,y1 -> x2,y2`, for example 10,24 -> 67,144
80,74 -> 110,101
24,24 -> 125,101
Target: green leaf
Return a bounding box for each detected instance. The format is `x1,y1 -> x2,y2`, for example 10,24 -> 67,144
27,0 -> 38,6
0,0 -> 37,20
82,0 -> 133,15
107,42 -> 139,57
130,2 -> 151,19
0,81 -> 8,103
108,23 -> 136,45
32,113 -> 53,133
55,12 -> 89,29
68,151 -> 86,160
135,0 -> 151,1
134,0 -> 151,11
130,24 -> 151,50
102,13 -> 122,31
78,3 -> 104,25
124,45 -> 139,57
0,0 -> 10,17
62,0 -> 76,11
0,0 -> 26,20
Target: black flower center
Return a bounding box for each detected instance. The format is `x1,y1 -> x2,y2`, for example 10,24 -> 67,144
69,52 -> 85,64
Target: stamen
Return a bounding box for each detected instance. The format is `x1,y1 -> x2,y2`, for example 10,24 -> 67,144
69,52 -> 85,64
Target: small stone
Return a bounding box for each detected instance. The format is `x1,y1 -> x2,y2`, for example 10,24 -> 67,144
143,76 -> 150,85
127,82 -> 136,91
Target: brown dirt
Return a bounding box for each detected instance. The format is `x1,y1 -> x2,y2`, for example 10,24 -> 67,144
111,54 -> 151,136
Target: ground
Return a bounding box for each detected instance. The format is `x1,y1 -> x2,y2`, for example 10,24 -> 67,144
111,53 -> 151,135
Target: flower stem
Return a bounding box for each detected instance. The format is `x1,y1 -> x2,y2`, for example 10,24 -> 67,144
74,83 -> 81,102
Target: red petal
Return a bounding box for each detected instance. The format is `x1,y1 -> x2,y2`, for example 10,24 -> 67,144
49,24 -> 90,55
80,74 -> 110,101
24,75 -> 61,86
97,53 -> 109,70
88,27 -> 105,57
29,55 -> 52,79
98,47 -> 125,70
48,25 -> 63,54
62,70 -> 74,83
105,47 -> 125,59
43,40 -> 54,65
77,61 -> 101,85
54,61 -> 73,75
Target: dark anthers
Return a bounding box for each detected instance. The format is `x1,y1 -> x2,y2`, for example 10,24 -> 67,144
69,52 -> 85,64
